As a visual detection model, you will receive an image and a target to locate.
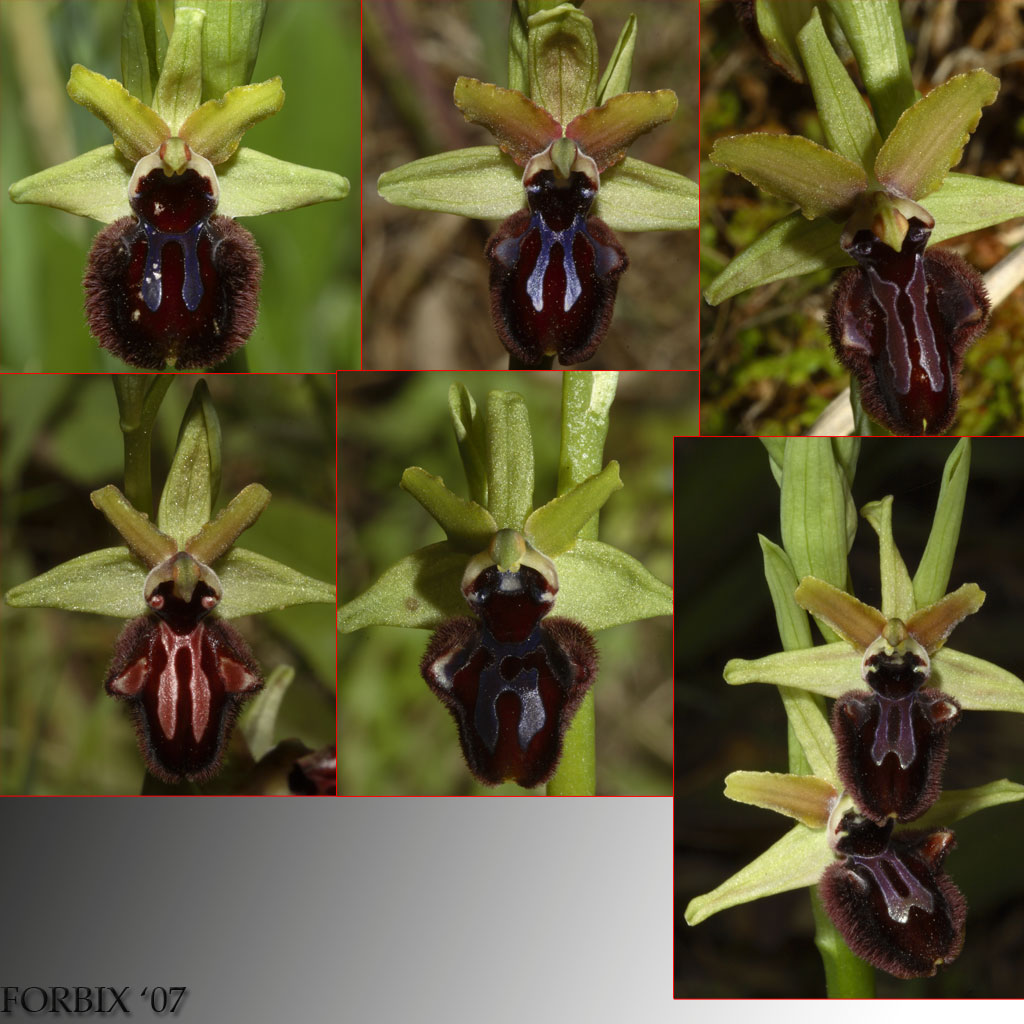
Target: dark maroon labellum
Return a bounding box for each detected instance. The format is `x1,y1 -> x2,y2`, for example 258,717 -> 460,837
820,813 -> 966,979
420,562 -> 597,787
288,744 -> 337,796
827,216 -> 989,435
84,146 -> 262,369
106,579 -> 262,783
486,169 -> 627,366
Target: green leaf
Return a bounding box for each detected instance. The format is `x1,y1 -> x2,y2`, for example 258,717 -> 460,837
552,539 -> 671,630
66,66 -> 169,162
215,547 -> 334,618
217,147 -> 349,218
400,467 -> 497,550
527,4 -> 598,125
596,13 -> 636,102
4,547 -> 146,618
566,90 -> 677,172
557,370 -> 617,514
704,211 -> 847,305
685,822 -> 833,926
724,770 -> 836,828
913,438 -> 970,607
797,7 -> 881,168
759,534 -> 813,650
191,0 -> 267,101
860,496 -> 915,620
710,133 -> 866,220
875,69 -> 999,201
485,390 -> 535,532
753,0 -> 818,82
337,542 -> 468,632
377,146 -> 523,220
826,0 -> 914,140
930,648 -> 1024,713
525,462 -> 622,557
448,383 -> 488,507
240,663 -> 294,761
180,78 -> 284,165
913,779 -> 1024,830
121,0 -> 168,106
922,173 -> 1024,246
508,2 -> 530,95
595,157 -> 697,231
8,145 -> 132,224
453,77 -> 561,166
153,5 -> 205,133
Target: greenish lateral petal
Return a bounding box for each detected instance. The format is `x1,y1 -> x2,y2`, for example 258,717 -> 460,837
797,7 -> 881,168
551,539 -> 671,630
565,90 -> 677,172
214,547 -> 334,618
595,157 -> 697,231
905,583 -> 984,653
913,438 -> 970,607
703,210 -> 847,305
527,4 -> 598,125
912,779 -> 1024,831
217,147 -> 349,217
192,0 -> 267,101
448,383 -> 488,507
153,5 -> 205,134
239,663 -> 294,761
711,133 -> 867,221
725,643 -> 860,699
685,823 -> 832,926
779,686 -> 838,786
337,543 -> 469,632
377,147 -> 523,220
875,69 -> 999,202
794,577 -> 886,651
180,78 -> 284,165
485,390 -> 535,532
924,173 -> 1024,244
121,0 -> 167,106
8,145 -> 132,223
4,547 -> 146,618
453,77 -> 561,166
725,771 -> 836,828
595,13 -> 636,103
400,467 -> 497,550
930,648 -> 1024,713
186,484 -> 271,566
524,462 -> 622,557
66,65 -> 169,162
861,496 -> 915,620
91,484 -> 177,567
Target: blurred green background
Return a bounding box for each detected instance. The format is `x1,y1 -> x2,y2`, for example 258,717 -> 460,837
1,0 -> 360,371
675,438 -> 1024,996
0,373 -> 337,794
362,0 -> 699,369
700,0 -> 1024,435
339,371 -> 694,794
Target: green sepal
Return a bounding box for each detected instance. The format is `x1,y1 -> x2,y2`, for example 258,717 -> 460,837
448,383 -> 488,507
158,381 -> 221,547
524,462 -> 622,557
91,485 -> 177,568
180,78 -> 285,165
377,147 -> 523,220
217,147 -> 349,218
912,779 -> 1024,831
797,7 -> 881,169
527,4 -> 598,125
710,134 -> 867,221
860,496 -> 915,620
874,69 -> 999,202
215,547 -> 335,619
724,771 -> 836,828
485,390 -> 535,532
454,77 -> 561,166
239,663 -> 294,761
913,439 -> 970,608
153,5 -> 205,134
186,484 -> 271,566
595,157 -> 697,231
685,822 -> 833,926
8,145 -> 133,224
67,65 -> 170,162
121,0 -> 168,106
552,539 -> 671,629
726,642 -> 859,698
596,13 -> 636,102
566,90 -> 677,172
400,467 -> 497,550
924,173 -> 1024,244
337,542 -> 469,632
4,547 -> 146,618
191,0 -> 267,101
704,211 -> 846,305
929,648 -> 1024,713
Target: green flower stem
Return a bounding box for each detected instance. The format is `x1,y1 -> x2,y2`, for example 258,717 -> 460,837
113,374 -> 173,516
547,371 -> 618,796
510,353 -> 555,370
811,889 -> 876,997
